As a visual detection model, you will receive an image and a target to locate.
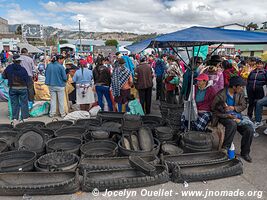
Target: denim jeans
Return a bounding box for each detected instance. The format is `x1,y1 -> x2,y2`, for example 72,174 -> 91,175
49,86 -> 65,116
95,85 -> 113,111
255,96 -> 267,122
9,88 -> 29,120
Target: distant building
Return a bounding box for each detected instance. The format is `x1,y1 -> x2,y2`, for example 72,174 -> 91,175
216,23 -> 247,31
0,17 -> 9,34
210,23 -> 265,57
262,22 -> 267,30
66,39 -> 132,53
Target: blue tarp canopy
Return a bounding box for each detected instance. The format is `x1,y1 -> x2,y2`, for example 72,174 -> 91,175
126,26 -> 267,52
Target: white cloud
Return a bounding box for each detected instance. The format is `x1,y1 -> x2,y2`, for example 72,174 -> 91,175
4,0 -> 267,34
6,4 -> 40,24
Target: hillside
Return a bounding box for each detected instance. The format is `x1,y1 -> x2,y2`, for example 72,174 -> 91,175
9,24 -> 157,42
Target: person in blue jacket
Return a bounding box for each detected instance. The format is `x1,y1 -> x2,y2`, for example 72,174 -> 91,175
45,55 -> 67,118
155,54 -> 167,101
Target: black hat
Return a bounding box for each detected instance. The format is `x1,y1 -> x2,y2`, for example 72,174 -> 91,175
208,55 -> 221,65
229,76 -> 246,87
118,58 -> 125,65
12,54 -> 24,61
140,56 -> 147,62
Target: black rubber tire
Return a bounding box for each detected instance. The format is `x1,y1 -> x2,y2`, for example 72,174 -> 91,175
91,130 -> 110,140
46,120 -> 73,131
0,171 -> 79,196
101,122 -> 121,133
138,127 -> 154,151
182,142 -> 213,153
97,111 -> 125,122
40,128 -> 55,140
80,140 -> 118,157
161,143 -> 183,155
182,131 -> 213,146
130,133 -> 140,151
171,159 -> 243,183
15,128 -> 46,156
118,138 -> 160,156
164,151 -> 228,168
0,140 -> 8,153
15,121 -> 45,130
37,152 -> 79,169
79,155 -> 160,172
46,137 -> 82,155
82,165 -> 169,192
129,156 -> 156,176
75,118 -> 101,127
122,114 -> 142,129
0,150 -> 36,172
55,126 -> 87,138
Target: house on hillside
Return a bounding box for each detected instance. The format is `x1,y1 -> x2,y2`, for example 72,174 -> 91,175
216,23 -> 247,31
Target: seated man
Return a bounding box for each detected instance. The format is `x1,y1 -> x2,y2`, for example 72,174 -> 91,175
211,76 -> 254,162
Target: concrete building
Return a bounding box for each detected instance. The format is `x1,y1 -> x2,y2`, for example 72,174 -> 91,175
0,17 -> 9,34
0,38 -> 20,52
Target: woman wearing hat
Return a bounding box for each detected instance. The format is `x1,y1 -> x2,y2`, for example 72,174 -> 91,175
203,55 -> 224,94
72,59 -> 94,111
164,55 -> 183,104
184,73 -> 216,131
111,58 -> 132,112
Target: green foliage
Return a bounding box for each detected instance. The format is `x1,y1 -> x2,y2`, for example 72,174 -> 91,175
246,22 -> 258,31
15,25 -> 22,35
105,39 -> 119,47
59,40 -> 68,44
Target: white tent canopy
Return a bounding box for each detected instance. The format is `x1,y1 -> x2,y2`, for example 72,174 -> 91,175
17,43 -> 43,53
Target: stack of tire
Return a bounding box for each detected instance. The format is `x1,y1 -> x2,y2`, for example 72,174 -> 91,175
159,101 -> 183,131
163,151 -> 243,183
121,114 -> 142,135
180,131 -> 213,153
119,127 -> 160,156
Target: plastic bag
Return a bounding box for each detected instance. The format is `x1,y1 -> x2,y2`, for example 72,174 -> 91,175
29,101 -> 50,117
64,111 -> 90,121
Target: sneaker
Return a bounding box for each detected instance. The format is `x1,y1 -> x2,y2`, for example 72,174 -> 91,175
254,122 -> 264,129
264,128 -> 267,135
253,132 -> 260,137
49,114 -> 55,118
20,118 -> 29,123
11,119 -> 18,126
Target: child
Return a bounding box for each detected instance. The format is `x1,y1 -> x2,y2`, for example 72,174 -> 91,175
127,94 -> 145,116
215,101 -> 259,137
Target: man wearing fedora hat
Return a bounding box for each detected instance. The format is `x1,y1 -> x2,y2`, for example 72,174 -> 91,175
211,76 -> 254,162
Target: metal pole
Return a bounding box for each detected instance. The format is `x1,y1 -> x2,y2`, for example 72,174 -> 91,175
167,42 -> 189,68
188,46 -> 195,131
79,20 -> 82,53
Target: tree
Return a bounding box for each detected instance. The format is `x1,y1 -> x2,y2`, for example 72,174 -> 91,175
105,39 -> 119,47
246,22 -> 258,31
59,40 -> 68,44
15,25 -> 22,35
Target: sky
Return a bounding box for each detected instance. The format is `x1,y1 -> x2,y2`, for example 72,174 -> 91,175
0,0 -> 267,34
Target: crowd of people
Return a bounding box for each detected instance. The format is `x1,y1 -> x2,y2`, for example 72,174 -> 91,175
1,48 -> 267,163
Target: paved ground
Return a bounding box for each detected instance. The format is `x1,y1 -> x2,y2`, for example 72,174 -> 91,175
0,99 -> 267,200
